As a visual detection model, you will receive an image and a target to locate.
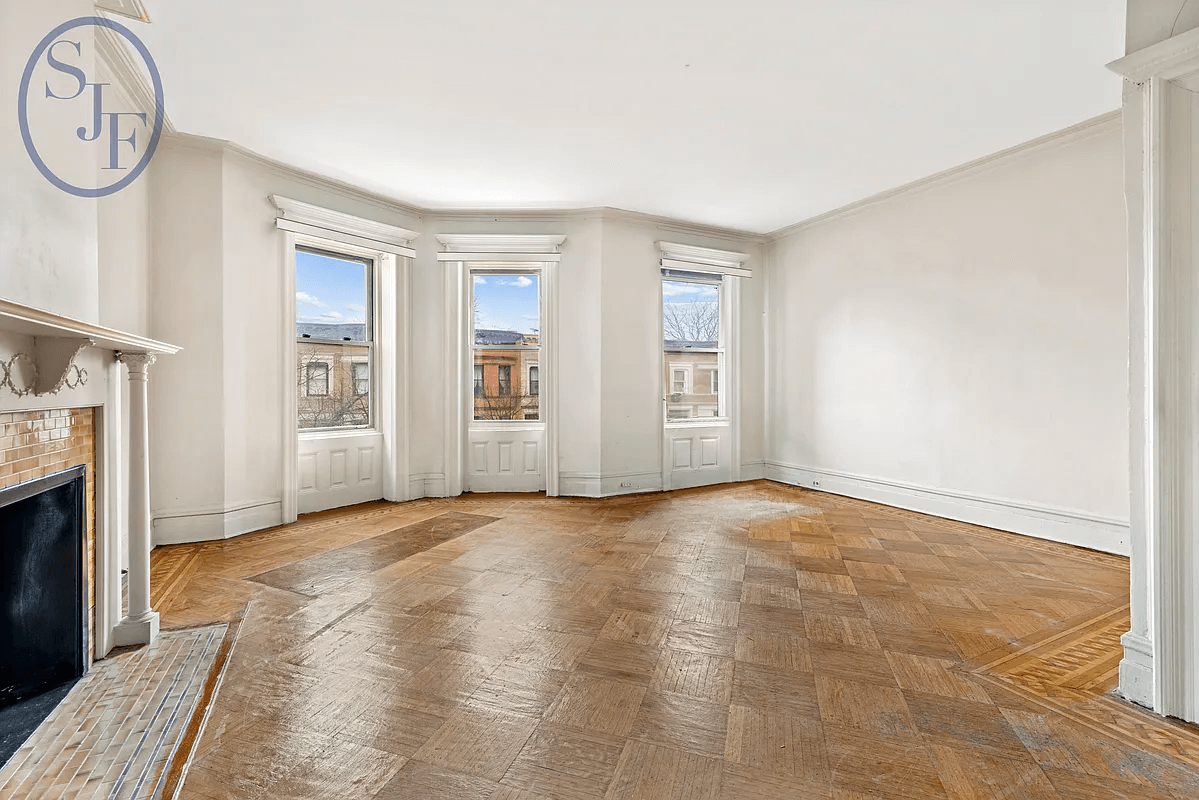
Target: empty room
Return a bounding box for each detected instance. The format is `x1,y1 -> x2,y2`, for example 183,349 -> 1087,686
4,0 -> 1199,798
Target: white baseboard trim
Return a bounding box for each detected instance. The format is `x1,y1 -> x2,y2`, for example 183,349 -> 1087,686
559,471 -> 664,498
1119,631 -> 1154,709
152,499 -> 283,545
407,472 -> 448,500
739,461 -> 766,481
763,461 -> 1130,556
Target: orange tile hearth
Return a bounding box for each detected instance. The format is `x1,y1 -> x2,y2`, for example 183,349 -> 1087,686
143,481 -> 1199,799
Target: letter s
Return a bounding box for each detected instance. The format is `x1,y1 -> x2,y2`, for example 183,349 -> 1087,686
44,39 -> 86,100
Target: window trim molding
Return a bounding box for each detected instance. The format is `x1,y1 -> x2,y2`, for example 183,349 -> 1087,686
443,242 -> 564,497
272,195 -> 419,258
658,240 -> 751,278
281,227 -> 412,525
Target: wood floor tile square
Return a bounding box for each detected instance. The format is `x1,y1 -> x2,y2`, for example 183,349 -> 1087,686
927,745 -> 1059,800
545,673 -> 647,737
815,676 -> 916,737
797,571 -> 858,595
629,691 -> 730,758
500,725 -> 626,800
823,727 -> 949,799
725,704 -> 829,781
907,694 -> 1030,760
576,638 -> 662,684
650,648 -> 735,704
808,640 -> 899,687
412,705 -> 538,781
599,609 -> 672,648
884,651 -> 992,703
678,597 -> 741,627
731,662 -> 820,719
605,740 -> 723,800
467,664 -> 571,718
735,628 -> 812,672
374,759 -> 500,800
740,583 -> 803,609
665,620 -> 739,658
804,613 -> 880,649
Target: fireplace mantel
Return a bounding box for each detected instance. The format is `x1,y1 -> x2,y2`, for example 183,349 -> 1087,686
0,298 -> 180,398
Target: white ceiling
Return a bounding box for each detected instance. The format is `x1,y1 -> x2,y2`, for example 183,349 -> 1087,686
133,0 -> 1126,234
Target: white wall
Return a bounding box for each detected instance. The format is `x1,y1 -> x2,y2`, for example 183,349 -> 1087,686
765,115 -> 1130,554
0,0 -> 99,322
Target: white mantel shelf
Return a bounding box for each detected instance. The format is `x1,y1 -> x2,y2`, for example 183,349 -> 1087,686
0,298 -> 180,355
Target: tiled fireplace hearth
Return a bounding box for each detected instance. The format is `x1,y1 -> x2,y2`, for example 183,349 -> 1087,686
0,409 -> 97,665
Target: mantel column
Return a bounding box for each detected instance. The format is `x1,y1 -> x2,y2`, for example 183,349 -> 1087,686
113,352 -> 159,646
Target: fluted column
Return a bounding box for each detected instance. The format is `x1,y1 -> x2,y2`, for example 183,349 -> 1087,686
113,352 -> 159,646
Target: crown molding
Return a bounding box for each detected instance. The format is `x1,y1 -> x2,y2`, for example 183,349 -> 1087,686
95,0 -> 150,22
767,110 -> 1122,242
1108,26 -> 1199,83
93,10 -> 175,135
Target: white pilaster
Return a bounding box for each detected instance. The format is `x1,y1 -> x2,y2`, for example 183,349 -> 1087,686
1109,27 -> 1199,720
113,352 -> 159,646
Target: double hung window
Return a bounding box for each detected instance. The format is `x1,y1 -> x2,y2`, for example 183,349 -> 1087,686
663,271 -> 724,421
295,246 -> 374,429
471,269 -> 541,421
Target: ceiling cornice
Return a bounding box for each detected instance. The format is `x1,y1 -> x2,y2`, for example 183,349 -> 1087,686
766,110 -> 1122,243
93,10 -> 176,135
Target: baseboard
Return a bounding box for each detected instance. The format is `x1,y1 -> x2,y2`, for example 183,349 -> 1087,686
739,461 -> 766,481
764,461 -> 1130,556
1119,631 -> 1154,709
407,472 -> 448,500
559,471 -> 664,497
152,500 -> 282,545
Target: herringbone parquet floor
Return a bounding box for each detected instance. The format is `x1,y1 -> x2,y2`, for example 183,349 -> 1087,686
150,481 -> 1199,799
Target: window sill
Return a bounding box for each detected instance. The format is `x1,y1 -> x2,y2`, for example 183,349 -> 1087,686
665,418 -> 730,428
470,421 -> 545,431
299,426 -> 380,441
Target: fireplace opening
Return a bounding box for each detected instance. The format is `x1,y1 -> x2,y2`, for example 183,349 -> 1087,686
0,465 -> 89,710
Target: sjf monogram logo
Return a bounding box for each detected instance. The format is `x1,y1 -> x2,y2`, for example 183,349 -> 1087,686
18,16 -> 165,198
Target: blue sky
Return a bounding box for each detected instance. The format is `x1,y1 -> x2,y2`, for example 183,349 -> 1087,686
473,273 -> 539,333
295,250 -> 368,324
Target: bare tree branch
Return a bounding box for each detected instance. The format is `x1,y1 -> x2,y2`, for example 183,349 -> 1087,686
663,301 -> 719,344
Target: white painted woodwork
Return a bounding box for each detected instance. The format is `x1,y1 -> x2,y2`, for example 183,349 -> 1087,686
297,430 -> 385,513
1110,25 -> 1199,720
466,424 -> 545,493
112,353 -> 159,647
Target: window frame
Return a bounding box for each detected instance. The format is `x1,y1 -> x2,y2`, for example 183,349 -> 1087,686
294,243 -> 377,432
468,264 -> 544,424
528,365 -> 539,396
662,272 -> 727,425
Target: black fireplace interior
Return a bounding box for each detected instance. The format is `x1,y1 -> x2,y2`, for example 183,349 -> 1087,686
0,465 -> 88,710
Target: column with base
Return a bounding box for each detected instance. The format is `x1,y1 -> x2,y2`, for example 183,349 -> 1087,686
1109,28 -> 1199,721
113,352 -> 159,646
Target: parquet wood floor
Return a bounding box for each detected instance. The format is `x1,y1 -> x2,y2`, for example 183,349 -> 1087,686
150,481 -> 1199,799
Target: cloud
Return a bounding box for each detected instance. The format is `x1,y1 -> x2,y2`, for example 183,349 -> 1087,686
296,291 -> 325,307
473,275 -> 487,285
508,276 -> 532,288
347,303 -> 365,314
316,311 -> 344,322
